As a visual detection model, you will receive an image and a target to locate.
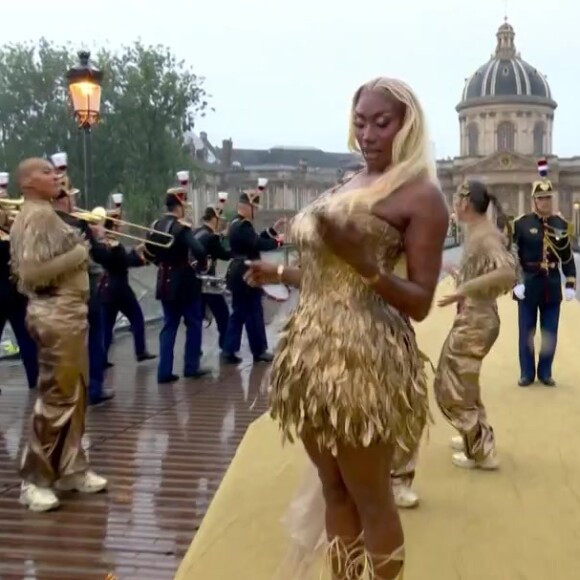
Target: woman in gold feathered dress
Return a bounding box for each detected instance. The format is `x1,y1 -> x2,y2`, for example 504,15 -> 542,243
435,180 -> 516,470
10,158 -> 107,513
244,77 -> 449,579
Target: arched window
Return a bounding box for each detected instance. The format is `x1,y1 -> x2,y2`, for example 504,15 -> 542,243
533,121 -> 546,156
496,121 -> 515,152
467,123 -> 479,156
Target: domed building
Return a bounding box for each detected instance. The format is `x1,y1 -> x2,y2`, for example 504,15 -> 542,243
437,20 -> 580,220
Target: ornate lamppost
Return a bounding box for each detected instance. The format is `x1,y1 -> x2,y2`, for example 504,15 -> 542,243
573,202 -> 580,250
66,51 -> 103,208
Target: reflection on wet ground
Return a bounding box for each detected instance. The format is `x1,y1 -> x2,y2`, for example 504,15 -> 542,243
0,299 -> 292,579
0,247 -> 466,579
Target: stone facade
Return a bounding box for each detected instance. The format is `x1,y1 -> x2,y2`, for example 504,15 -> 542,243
458,103 -> 554,158
440,20 -> 580,222
191,20 -> 580,227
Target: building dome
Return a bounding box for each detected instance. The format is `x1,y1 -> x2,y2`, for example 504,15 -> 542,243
457,21 -> 556,111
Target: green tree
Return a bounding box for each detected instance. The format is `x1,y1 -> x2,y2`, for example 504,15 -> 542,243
91,42 -> 211,223
0,39 -> 211,224
0,39 -> 76,183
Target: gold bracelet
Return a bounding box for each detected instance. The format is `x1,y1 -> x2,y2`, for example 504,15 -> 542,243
361,271 -> 381,286
277,264 -> 285,284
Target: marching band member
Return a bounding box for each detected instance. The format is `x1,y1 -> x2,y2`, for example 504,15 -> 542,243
10,157 -> 107,512
100,195 -> 155,364
221,178 -> 285,364
435,181 -> 516,470
193,193 -> 232,350
513,158 -> 576,387
51,152 -> 112,405
146,187 -> 208,384
0,172 -> 38,389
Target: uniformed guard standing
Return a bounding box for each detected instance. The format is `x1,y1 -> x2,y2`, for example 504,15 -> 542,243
51,152 -> 113,405
221,178 -> 285,364
193,192 -> 232,350
145,187 -> 208,384
100,205 -> 156,365
512,158 -> 576,387
0,172 -> 38,389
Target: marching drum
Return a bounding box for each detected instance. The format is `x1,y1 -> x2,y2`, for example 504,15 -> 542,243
262,283 -> 290,325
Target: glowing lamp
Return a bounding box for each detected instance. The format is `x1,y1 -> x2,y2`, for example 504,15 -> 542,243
66,51 -> 103,129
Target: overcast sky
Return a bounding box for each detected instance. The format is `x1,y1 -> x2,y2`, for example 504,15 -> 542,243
4,0 -> 578,158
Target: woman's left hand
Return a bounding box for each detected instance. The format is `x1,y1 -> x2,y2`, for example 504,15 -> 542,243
317,212 -> 375,275
438,292 -> 463,307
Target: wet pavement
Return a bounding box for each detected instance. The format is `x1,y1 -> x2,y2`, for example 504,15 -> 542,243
0,246 -> 465,580
0,297 -> 293,580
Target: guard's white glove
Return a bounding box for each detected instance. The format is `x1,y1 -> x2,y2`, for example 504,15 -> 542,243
513,284 -> 525,300
565,287 -> 576,301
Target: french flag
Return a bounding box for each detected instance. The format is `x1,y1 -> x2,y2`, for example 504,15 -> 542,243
537,158 -> 548,177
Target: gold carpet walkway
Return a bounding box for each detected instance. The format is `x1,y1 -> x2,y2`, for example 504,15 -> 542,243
176,278 -> 580,580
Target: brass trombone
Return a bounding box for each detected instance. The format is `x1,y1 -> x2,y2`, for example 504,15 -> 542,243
0,201 -> 20,239
71,206 -> 174,248
0,197 -> 24,207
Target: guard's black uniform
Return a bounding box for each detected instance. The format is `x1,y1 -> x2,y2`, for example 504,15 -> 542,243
222,207 -> 282,362
56,210 -> 111,404
147,211 -> 208,383
513,212 -> 576,384
0,232 -> 38,388
193,221 -> 231,349
100,241 -> 152,362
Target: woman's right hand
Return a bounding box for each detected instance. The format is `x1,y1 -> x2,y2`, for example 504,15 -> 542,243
244,260 -> 279,287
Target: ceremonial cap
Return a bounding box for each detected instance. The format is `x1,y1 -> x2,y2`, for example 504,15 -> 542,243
51,152 -> 68,169
532,158 -> 553,197
165,186 -> 188,207
239,178 -> 267,207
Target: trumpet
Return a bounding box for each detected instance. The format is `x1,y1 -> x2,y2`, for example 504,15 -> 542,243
72,206 -> 174,248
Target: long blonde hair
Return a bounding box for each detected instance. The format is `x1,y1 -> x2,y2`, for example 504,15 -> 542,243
332,77 -> 437,213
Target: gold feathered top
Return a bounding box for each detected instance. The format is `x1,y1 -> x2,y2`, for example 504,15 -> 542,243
9,199 -> 89,297
456,219 -> 517,300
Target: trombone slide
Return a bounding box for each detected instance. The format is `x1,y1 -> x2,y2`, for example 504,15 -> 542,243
72,206 -> 174,248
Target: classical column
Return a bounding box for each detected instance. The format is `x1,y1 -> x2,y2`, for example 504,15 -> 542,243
518,185 -> 526,215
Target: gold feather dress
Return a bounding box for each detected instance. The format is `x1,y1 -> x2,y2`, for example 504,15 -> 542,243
10,199 -> 91,487
269,189 -> 429,465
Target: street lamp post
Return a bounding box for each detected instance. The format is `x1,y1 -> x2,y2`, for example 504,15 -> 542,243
66,51 -> 103,209
573,202 -> 580,250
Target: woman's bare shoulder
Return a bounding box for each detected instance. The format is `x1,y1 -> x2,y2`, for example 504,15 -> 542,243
373,177 -> 448,225
406,177 -> 446,205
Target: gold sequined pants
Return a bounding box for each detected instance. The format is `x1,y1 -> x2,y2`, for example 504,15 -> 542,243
434,300 -> 499,462
19,293 -> 90,487
392,452 -> 420,488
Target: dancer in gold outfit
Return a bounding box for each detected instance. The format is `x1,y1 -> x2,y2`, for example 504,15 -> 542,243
244,77 -> 449,579
9,158 -> 107,512
435,180 -> 516,471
